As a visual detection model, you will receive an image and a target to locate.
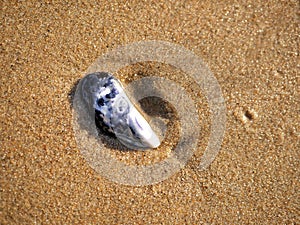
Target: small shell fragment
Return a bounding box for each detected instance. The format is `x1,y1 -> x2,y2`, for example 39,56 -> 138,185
80,72 -> 161,150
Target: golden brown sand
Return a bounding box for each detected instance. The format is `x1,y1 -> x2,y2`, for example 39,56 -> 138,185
1,0 -> 299,224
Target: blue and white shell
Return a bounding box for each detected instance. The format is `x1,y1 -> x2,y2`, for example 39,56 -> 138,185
80,72 -> 160,150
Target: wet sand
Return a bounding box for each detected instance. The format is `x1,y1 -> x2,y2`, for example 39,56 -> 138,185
1,1 -> 299,224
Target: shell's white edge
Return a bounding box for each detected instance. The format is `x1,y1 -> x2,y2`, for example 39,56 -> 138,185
127,104 -> 161,149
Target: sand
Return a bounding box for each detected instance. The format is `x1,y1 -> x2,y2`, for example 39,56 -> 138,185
1,0 -> 299,224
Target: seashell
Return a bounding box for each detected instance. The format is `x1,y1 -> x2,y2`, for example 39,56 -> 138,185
79,72 -> 161,150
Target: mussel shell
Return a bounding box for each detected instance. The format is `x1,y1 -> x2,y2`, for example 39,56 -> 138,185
79,72 -> 160,150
